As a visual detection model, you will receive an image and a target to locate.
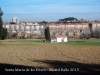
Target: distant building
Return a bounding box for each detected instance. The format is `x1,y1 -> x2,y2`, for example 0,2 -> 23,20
12,17 -> 19,24
2,22 -> 100,39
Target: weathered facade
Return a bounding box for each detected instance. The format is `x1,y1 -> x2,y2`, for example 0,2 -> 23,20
3,22 -> 100,39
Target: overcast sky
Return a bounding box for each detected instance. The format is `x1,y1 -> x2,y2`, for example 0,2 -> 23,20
0,0 -> 100,22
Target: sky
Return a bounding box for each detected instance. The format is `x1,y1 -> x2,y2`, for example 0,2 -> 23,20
0,0 -> 100,22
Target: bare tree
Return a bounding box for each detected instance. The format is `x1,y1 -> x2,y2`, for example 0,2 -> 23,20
30,25 -> 32,39
19,25 -> 23,39
8,25 -> 13,39
23,25 -> 26,38
94,24 -> 100,38
14,25 -> 19,39
82,27 -> 90,39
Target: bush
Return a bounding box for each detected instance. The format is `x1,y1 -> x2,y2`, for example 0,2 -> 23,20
43,40 -> 46,42
86,37 -> 90,39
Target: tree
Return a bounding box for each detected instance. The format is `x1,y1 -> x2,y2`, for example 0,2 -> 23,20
43,21 -> 51,42
0,7 -> 3,40
10,22 -> 16,24
14,25 -> 19,39
2,28 -> 7,40
59,17 -> 78,23
0,16 -> 3,39
94,24 -> 100,39
84,27 -> 90,39
88,22 -> 93,37
44,27 -> 51,42
0,8 -> 7,40
8,25 -> 13,39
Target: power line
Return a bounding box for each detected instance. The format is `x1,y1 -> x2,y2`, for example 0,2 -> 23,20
0,2 -> 100,7
3,12 -> 100,15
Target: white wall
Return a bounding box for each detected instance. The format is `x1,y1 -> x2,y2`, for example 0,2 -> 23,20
57,38 -> 68,42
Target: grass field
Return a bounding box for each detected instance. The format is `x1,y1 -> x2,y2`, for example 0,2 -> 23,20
0,38 -> 100,75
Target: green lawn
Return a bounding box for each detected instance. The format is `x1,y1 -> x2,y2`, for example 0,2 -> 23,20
0,38 -> 100,46
64,38 -> 100,46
